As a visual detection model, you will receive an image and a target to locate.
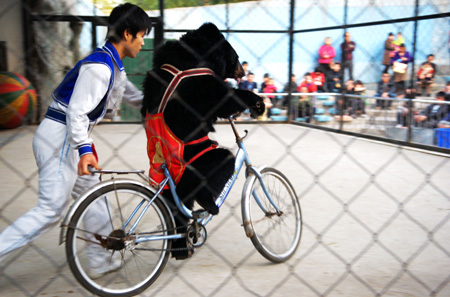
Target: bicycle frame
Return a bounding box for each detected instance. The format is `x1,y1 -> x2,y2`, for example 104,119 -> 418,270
60,116 -> 280,245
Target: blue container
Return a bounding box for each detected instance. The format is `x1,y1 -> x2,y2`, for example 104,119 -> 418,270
435,128 -> 450,148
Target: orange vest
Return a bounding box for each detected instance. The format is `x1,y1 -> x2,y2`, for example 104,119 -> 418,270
145,64 -> 217,188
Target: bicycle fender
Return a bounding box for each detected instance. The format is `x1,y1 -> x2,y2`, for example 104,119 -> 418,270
59,178 -> 175,245
241,165 -> 267,238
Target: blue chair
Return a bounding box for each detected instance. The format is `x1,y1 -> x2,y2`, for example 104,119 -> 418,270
315,108 -> 325,115
271,115 -> 288,121
271,108 -> 282,115
296,117 -> 306,122
322,101 -> 334,107
317,95 -> 330,100
314,115 -> 332,122
328,107 -> 336,115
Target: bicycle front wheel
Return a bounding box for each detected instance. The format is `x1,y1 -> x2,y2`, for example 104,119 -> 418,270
65,181 -> 174,297
243,167 -> 302,263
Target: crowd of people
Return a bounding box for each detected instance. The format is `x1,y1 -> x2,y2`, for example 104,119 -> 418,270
235,31 -> 449,128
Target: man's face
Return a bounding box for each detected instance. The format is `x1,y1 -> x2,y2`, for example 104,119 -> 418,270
428,55 -> 434,63
437,96 -> 445,101
325,37 -> 331,45
248,74 -> 254,82
333,64 -> 341,72
345,33 -> 351,41
382,74 -> 390,82
124,30 -> 146,58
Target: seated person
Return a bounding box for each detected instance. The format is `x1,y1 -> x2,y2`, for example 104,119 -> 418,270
351,80 -> 367,117
297,72 -> 317,93
311,68 -> 326,92
416,62 -> 435,96
282,74 -> 298,108
297,86 -> 314,123
375,73 -> 396,109
259,77 -> 277,120
414,91 -> 448,129
396,87 -> 417,127
239,72 -> 258,91
327,62 -> 342,93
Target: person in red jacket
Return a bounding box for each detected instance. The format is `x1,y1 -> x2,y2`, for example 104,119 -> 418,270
311,68 -> 326,92
298,72 -> 318,93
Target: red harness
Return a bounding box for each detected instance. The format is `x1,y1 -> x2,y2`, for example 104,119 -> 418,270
145,64 -> 217,187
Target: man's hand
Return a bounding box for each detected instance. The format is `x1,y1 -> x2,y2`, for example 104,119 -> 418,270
78,153 -> 101,176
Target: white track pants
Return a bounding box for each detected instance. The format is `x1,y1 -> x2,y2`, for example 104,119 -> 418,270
0,119 -> 103,265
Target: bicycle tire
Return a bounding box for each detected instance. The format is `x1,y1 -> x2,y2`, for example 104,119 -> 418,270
66,182 -> 174,297
243,167 -> 302,263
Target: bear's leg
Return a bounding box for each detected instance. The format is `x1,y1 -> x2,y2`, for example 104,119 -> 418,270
162,190 -> 194,260
177,148 -> 235,215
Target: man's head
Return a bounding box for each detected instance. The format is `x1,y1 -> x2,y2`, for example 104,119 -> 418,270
291,74 -> 296,82
106,3 -> 152,44
247,72 -> 254,82
304,72 -> 312,83
388,32 -> 394,40
324,37 -> 332,45
242,61 -> 248,71
344,32 -> 351,42
381,73 -> 390,83
333,62 -> 341,72
345,79 -> 354,90
427,54 -> 434,63
436,91 -> 446,101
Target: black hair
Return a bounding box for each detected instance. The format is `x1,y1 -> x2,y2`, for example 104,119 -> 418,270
106,3 -> 152,43
264,73 -> 270,78
242,61 -> 248,65
436,91 -> 446,98
304,72 -> 311,76
248,72 -> 254,76
355,80 -> 363,85
428,54 -> 434,58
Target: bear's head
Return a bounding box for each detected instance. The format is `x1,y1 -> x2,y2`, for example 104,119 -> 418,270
153,23 -> 244,80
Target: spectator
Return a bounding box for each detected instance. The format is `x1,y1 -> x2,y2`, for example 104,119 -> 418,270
318,37 -> 336,82
260,73 -> 270,92
327,62 -> 343,93
396,87 -> 417,127
283,74 -> 298,108
298,72 -> 318,93
242,61 -> 249,80
351,80 -> 367,117
239,72 -> 258,91
262,77 -> 277,116
391,43 -> 412,95
416,62 -> 435,96
392,32 -> 405,51
375,73 -> 396,109
414,91 -> 449,129
297,86 -> 314,123
444,81 -> 450,95
341,32 -> 356,80
382,33 -> 395,73
311,67 -> 327,92
423,54 -> 437,75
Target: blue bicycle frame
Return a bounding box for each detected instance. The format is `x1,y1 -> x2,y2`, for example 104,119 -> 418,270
131,116 -> 280,244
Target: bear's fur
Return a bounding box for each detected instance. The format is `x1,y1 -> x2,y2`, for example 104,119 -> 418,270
141,23 -> 264,219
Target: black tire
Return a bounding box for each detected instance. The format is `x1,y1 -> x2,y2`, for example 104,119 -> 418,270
246,168 -> 302,263
66,182 -> 174,297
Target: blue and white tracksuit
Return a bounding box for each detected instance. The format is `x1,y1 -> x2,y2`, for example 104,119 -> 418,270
0,42 -> 142,268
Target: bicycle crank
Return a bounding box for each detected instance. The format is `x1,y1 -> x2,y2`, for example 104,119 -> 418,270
187,223 -> 207,247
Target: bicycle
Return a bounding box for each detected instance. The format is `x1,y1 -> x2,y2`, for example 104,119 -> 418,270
60,115 -> 302,297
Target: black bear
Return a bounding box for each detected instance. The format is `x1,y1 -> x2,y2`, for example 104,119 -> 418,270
141,23 -> 264,254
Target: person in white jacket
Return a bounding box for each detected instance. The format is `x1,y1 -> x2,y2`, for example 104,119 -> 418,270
0,3 -> 152,278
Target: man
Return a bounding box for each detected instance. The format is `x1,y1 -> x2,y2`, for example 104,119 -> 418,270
375,73 -> 396,109
239,72 -> 258,91
0,3 -> 152,278
340,32 -> 356,80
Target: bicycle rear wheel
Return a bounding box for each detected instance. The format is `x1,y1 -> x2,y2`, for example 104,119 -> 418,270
243,167 -> 302,263
65,181 -> 174,297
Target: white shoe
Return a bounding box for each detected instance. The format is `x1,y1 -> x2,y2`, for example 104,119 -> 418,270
89,259 -> 122,279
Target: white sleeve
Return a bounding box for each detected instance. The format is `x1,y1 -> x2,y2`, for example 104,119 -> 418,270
66,63 -> 111,154
122,78 -> 143,108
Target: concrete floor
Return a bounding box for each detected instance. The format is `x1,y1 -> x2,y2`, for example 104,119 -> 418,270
0,123 -> 449,297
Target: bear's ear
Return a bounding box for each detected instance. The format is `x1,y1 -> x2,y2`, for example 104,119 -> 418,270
195,23 -> 224,42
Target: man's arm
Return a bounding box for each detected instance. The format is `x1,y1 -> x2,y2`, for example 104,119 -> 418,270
66,63 -> 111,175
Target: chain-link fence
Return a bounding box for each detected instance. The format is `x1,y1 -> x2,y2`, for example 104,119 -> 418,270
1,0 -> 450,296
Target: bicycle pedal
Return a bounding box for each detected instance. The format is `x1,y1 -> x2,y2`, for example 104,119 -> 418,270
191,209 -> 209,220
